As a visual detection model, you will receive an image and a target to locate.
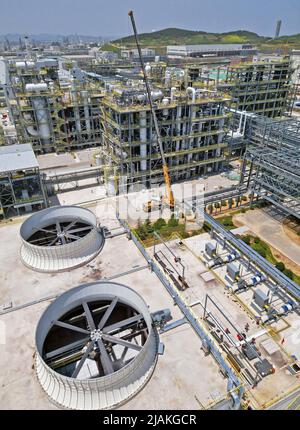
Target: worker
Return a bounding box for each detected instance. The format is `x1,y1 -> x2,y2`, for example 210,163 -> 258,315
245,323 -> 250,332
225,328 -> 230,334
237,333 -> 243,341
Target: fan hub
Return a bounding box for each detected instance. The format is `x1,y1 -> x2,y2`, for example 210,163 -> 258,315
90,329 -> 103,342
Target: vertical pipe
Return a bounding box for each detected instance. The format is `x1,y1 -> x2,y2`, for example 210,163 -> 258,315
81,90 -> 91,134
139,111 -> 147,172
71,84 -> 81,133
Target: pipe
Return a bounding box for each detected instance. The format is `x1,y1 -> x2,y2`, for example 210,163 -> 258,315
242,110 -> 247,136
139,111 -> 147,172
136,90 -> 163,102
25,83 -> 48,92
71,82 -> 81,133
237,111 -> 243,134
170,87 -> 176,102
16,61 -> 35,69
186,87 -> 196,103
81,90 -> 91,133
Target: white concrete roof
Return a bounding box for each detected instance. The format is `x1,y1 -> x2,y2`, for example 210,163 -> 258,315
0,143 -> 38,173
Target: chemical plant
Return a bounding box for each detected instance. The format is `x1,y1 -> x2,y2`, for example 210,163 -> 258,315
0,7 -> 300,413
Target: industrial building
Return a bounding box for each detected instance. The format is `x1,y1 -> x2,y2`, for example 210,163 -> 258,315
0,58 -> 103,153
290,50 -> 300,88
100,82 -> 230,192
167,44 -> 257,58
1,3 -> 300,413
0,143 -> 46,217
218,59 -> 293,117
121,48 -> 156,59
240,116 -> 300,219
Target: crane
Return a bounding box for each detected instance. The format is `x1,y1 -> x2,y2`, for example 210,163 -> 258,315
128,10 -> 175,211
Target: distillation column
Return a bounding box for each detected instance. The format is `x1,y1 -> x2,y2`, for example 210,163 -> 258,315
81,90 -> 91,136
25,83 -> 52,152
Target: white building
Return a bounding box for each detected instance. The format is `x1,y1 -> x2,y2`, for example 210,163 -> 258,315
291,50 -> 300,85
167,44 -> 257,58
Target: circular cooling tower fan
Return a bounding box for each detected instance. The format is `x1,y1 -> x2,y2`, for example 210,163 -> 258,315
20,206 -> 105,272
35,281 -> 159,409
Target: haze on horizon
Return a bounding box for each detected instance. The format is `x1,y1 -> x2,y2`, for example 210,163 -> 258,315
0,0 -> 299,38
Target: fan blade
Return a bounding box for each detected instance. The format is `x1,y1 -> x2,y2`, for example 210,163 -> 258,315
102,334 -> 142,351
67,226 -> 92,234
65,233 -> 81,240
48,236 -> 60,246
63,219 -> 78,232
34,227 -> 57,234
53,320 -> 90,335
98,297 -> 118,330
56,220 -> 62,234
45,337 -> 90,360
97,338 -> 114,375
103,314 -> 144,334
71,343 -> 94,378
82,302 -> 96,330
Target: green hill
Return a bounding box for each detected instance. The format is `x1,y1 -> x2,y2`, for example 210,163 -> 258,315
114,28 -> 266,46
113,28 -> 300,49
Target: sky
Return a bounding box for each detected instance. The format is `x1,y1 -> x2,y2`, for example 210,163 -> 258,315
0,0 -> 299,37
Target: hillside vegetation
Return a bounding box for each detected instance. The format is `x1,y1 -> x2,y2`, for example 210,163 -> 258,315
113,28 -> 300,49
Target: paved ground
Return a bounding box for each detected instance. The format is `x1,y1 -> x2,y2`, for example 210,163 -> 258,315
234,208 -> 300,266
0,201 -> 228,410
37,148 -> 99,173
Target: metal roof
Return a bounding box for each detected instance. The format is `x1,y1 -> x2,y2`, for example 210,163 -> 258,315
167,44 -> 255,52
0,144 -> 38,174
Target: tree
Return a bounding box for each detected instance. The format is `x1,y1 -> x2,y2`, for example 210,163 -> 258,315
144,219 -> 154,234
275,261 -> 285,272
153,218 -> 166,231
284,269 -> 293,280
221,200 -> 227,207
253,243 -> 266,258
242,235 -> 251,245
168,214 -> 179,227
136,223 -> 148,240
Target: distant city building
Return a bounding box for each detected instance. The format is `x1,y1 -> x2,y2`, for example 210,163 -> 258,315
61,54 -> 94,67
89,49 -> 119,61
121,48 -> 155,59
167,44 -> 257,58
274,20 -> 282,39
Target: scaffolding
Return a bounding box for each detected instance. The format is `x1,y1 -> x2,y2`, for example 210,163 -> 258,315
218,60 -> 293,118
100,83 -> 231,193
0,144 -> 47,218
240,117 -> 300,219
4,60 -> 104,154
